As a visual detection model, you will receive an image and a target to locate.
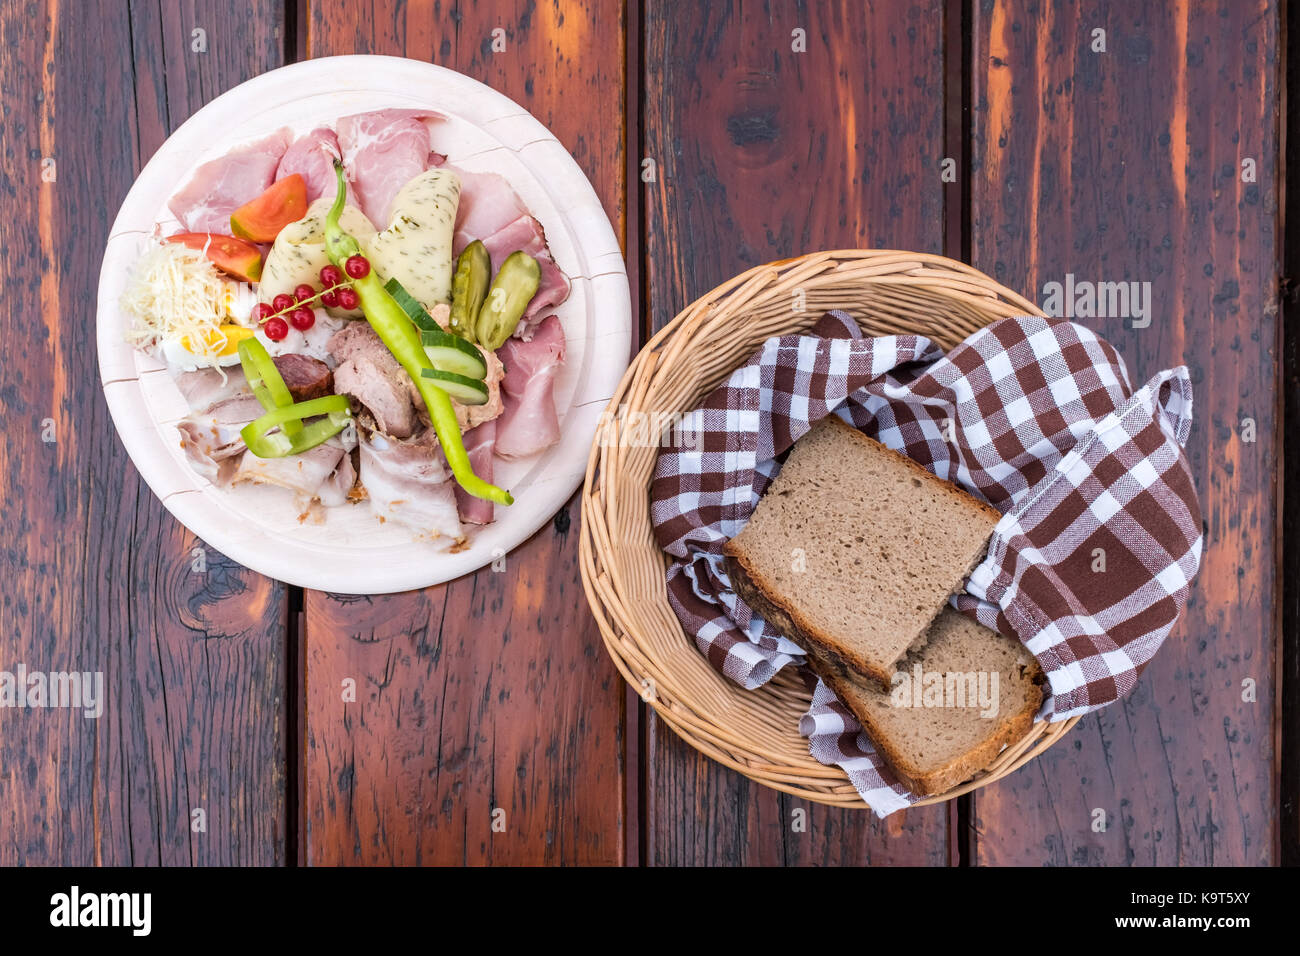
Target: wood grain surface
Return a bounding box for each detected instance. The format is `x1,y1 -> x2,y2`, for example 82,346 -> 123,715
969,0 -> 1281,865
639,0 -> 955,866
3,0 -> 1289,867
299,0 -> 629,865
0,0 -> 289,865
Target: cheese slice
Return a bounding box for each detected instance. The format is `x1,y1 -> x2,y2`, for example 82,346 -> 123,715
363,168 -> 461,310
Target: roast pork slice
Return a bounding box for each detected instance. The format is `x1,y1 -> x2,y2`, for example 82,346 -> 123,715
333,354 -> 417,439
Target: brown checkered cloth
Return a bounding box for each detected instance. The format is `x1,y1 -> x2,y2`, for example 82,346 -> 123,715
650,310 -> 1202,816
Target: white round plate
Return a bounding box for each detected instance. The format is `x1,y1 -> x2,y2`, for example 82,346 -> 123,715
97,55 -> 630,594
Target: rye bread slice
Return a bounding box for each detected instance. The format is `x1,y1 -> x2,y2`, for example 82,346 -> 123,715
729,552 -> 1041,794
722,416 -> 1000,688
808,609 -> 1042,795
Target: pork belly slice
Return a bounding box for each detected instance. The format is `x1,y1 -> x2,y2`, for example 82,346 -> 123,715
358,427 -> 464,545
231,435 -> 350,502
174,366 -> 249,411
277,127 -> 343,204
174,355 -> 332,413
176,393 -> 264,486
494,314 -> 566,460
336,108 -> 445,228
455,421 -> 497,526
167,129 -> 292,234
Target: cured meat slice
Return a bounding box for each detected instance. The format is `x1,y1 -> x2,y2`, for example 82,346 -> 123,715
168,129 -> 292,234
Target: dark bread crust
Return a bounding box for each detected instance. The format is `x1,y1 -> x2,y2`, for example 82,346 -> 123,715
808,647 -> 1042,796
722,417 -> 1001,687
727,553 -> 1043,796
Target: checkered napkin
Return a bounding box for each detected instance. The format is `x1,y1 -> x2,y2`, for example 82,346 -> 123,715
649,310 -> 1202,815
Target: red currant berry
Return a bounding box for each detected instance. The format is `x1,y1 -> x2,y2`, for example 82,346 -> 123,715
271,293 -> 294,313
335,287 -> 360,310
319,264 -> 344,287
345,255 -> 371,279
319,290 -> 339,309
263,316 -> 289,341
289,307 -> 315,331
251,302 -> 274,322
294,283 -> 317,303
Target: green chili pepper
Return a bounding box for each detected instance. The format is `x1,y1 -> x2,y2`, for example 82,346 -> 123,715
324,162 -> 513,507
240,395 -> 352,458
449,240 -> 490,342
238,338 -> 301,437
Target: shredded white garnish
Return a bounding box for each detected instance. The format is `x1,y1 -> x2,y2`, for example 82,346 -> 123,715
120,241 -> 232,370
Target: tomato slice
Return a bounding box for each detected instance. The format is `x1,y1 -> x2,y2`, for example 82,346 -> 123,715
165,232 -> 263,282
229,174 -> 308,243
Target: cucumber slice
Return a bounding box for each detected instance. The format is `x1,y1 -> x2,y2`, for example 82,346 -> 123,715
420,368 -> 490,405
384,276 -> 440,333
421,327 -> 487,379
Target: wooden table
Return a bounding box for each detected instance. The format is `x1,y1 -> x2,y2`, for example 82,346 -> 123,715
1,0 -> 1288,866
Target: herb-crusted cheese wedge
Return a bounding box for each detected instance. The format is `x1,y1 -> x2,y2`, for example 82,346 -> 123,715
363,168 -> 461,312
259,197 -> 377,318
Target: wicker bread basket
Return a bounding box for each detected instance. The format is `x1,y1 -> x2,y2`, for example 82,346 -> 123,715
578,250 -> 1081,809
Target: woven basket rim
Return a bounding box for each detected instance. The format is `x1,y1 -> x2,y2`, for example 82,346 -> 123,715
578,249 -> 1077,811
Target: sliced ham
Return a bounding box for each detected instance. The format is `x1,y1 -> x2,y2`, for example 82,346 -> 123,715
168,129 -> 292,234
476,215 -> 571,338
451,168 -> 529,255
455,422 -> 497,525
336,108 -> 444,227
449,168 -> 571,338
359,428 -> 463,544
494,314 -> 566,460
277,127 -> 342,204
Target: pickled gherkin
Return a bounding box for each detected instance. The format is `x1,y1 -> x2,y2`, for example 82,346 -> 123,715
449,240 -> 490,342
475,251 -> 541,350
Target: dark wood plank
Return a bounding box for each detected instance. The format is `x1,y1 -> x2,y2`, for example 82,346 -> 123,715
641,0 -> 954,865
1282,0 -> 1300,869
969,0 -> 1280,866
301,0 -> 628,865
0,0 -> 288,865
